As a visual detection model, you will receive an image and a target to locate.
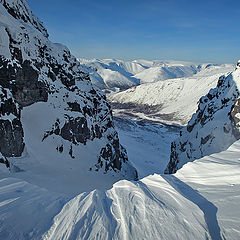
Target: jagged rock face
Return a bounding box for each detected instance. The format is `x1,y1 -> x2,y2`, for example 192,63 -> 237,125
0,58 -> 48,106
0,0 -> 48,37
231,97 -> 240,133
165,68 -> 240,174
0,87 -> 24,157
0,0 -> 137,180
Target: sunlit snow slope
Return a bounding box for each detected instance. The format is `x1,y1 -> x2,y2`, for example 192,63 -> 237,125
109,64 -> 234,125
0,139 -> 239,239
165,63 -> 240,173
0,1 -> 239,240
79,58 -> 215,90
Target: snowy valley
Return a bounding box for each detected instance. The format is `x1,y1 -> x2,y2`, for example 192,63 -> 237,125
0,0 -> 240,240
107,63 -> 234,125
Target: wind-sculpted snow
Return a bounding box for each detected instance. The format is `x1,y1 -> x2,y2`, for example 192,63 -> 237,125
0,1 -> 239,239
165,65 -> 240,173
0,0 -> 137,190
43,177 -> 209,240
1,140 -> 240,239
0,177 -> 68,239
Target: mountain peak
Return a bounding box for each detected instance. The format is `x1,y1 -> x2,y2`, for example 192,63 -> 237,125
0,0 -> 137,193
0,0 -> 48,37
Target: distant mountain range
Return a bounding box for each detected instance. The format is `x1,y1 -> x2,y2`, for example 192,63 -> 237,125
79,58 -> 227,90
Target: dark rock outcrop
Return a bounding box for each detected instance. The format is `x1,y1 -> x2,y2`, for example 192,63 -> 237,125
0,58 -> 48,107
0,87 -> 24,157
0,0 -> 137,180
165,66 -> 240,174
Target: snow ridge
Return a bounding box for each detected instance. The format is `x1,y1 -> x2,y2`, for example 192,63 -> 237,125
44,177 -> 210,240
1,137 -> 240,239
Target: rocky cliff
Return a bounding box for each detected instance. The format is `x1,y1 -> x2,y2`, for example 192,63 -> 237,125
0,0 -> 137,182
165,63 -> 240,174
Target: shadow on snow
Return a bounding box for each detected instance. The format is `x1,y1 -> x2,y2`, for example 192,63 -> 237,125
163,175 -> 223,240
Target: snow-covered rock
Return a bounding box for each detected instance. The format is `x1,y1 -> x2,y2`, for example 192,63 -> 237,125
0,0 -> 48,37
0,0 -> 137,192
165,63 -> 240,173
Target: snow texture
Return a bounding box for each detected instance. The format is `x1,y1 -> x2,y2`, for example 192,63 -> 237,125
0,1 -> 239,240
1,138 -> 240,239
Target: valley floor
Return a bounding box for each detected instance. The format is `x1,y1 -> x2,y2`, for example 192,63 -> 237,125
114,117 -> 180,178
0,117 -> 239,239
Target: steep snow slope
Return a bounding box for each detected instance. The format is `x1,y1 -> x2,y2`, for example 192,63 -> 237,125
79,58 -> 217,90
0,0 -> 137,193
133,62 -> 200,84
165,64 -> 240,173
109,64 -> 234,125
1,139 -> 239,239
174,140 -> 240,240
39,140 -> 240,240
79,58 -> 142,90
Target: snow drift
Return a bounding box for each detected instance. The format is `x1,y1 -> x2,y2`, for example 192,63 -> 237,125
1,139 -> 240,239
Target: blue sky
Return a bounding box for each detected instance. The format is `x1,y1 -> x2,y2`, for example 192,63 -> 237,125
27,0 -> 239,63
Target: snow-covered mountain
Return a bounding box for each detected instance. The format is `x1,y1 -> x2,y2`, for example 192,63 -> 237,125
133,60 -> 201,84
79,58 -> 220,90
79,58 -> 141,90
1,1 -> 240,239
165,63 -> 240,174
0,0 -> 137,193
109,64 -> 234,125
